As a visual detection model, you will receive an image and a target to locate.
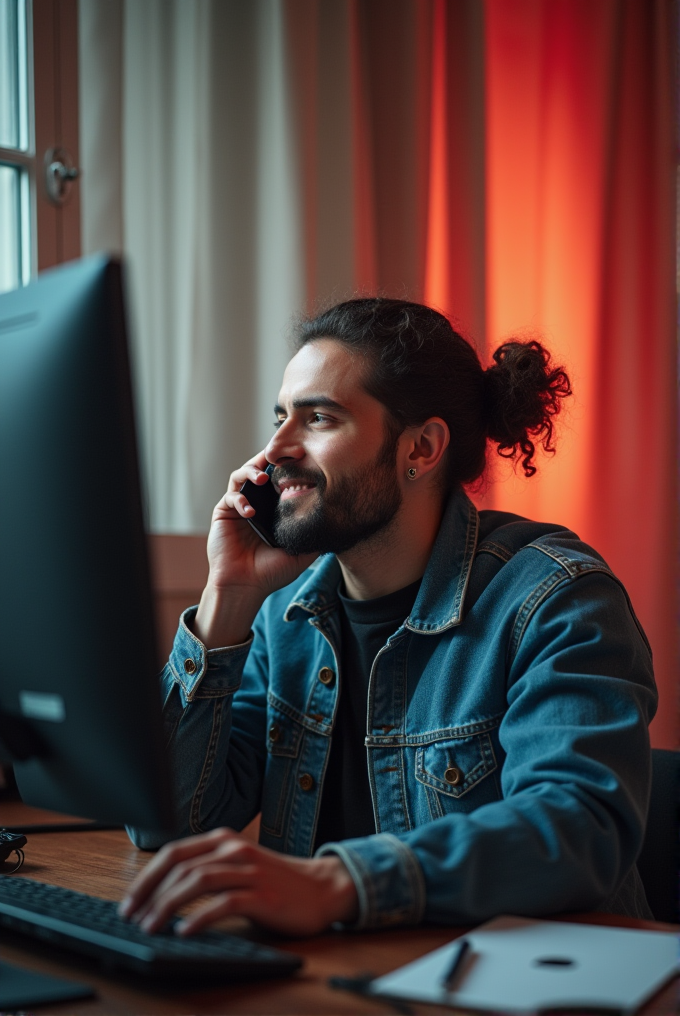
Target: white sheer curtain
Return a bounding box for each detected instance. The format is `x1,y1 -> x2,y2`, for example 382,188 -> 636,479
81,1 -> 301,531
80,0 -> 358,531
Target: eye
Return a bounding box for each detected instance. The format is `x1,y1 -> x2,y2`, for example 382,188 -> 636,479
310,412 -> 331,425
273,418 -> 285,429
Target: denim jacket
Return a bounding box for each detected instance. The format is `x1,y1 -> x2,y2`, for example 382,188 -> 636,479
129,488 -> 657,928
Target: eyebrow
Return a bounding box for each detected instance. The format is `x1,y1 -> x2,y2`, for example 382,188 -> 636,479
273,396 -> 348,415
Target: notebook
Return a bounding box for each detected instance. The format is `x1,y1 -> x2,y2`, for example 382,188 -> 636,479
369,916 -> 679,1014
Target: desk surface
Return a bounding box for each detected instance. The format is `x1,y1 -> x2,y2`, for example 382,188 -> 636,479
0,801 -> 678,1015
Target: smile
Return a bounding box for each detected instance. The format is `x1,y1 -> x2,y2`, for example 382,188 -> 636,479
278,482 -> 317,501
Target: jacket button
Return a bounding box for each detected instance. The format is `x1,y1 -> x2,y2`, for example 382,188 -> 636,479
444,766 -> 463,786
268,723 -> 280,743
318,667 -> 335,686
184,658 -> 197,675
298,773 -> 314,791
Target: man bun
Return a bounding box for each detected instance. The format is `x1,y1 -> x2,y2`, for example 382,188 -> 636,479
484,341 -> 572,477
296,298 -> 572,487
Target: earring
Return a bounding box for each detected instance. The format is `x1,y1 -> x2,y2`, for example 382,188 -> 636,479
407,467 -> 417,479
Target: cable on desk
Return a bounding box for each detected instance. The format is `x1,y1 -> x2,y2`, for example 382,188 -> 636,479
0,822 -> 123,834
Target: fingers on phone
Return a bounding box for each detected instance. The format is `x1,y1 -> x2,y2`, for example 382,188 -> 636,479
233,494 -> 255,516
230,465 -> 268,493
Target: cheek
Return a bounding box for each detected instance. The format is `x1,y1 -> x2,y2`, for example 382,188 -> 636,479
311,430 -> 367,467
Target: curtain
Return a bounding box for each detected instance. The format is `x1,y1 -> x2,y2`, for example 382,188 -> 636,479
78,0 -> 677,747
482,0 -> 677,750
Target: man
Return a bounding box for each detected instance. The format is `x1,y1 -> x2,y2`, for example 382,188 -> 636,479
121,299 -> 656,937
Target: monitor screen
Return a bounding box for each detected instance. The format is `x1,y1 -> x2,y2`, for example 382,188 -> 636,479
0,255 -> 174,831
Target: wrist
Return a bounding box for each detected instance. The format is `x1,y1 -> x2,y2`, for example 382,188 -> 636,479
315,856 -> 359,927
192,580 -> 263,649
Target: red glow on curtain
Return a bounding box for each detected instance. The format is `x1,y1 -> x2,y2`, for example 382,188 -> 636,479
482,0 -> 677,747
420,0 -> 677,746
424,0 -> 449,311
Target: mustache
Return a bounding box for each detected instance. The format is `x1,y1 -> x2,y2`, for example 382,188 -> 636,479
271,465 -> 326,490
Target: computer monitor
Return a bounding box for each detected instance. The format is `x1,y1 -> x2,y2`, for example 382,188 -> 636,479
0,255 -> 174,831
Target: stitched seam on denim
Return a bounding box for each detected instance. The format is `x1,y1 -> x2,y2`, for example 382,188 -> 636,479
615,582 -> 653,658
450,500 -> 479,621
405,499 -> 479,633
396,641 -> 412,830
365,714 -> 504,747
508,566 -> 649,667
509,571 -> 567,664
418,753 -> 488,787
366,744 -> 382,834
171,661 -> 192,702
315,843 -> 372,930
284,596 -> 340,621
189,697 -> 223,834
192,685 -> 238,699
380,834 -> 426,924
163,711 -> 181,748
267,689 -> 332,736
266,741 -> 299,760
260,757 -> 290,837
529,542 -> 612,579
205,634 -> 254,659
265,701 -> 303,758
175,613 -> 205,700
476,540 -> 514,562
425,784 -> 444,820
398,753 -> 413,831
415,736 -> 497,798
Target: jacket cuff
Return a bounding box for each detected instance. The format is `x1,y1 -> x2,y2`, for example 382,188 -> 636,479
168,606 -> 253,703
316,833 -> 426,930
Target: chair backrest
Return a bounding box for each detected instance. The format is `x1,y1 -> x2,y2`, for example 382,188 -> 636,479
636,748 -> 680,923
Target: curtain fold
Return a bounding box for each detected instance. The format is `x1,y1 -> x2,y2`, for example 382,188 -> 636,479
79,0 -> 677,746
483,0 -> 677,748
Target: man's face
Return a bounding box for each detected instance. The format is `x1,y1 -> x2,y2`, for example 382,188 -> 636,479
265,339 -> 403,556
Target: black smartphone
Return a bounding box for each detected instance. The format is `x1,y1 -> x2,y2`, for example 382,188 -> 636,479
239,464 -> 280,547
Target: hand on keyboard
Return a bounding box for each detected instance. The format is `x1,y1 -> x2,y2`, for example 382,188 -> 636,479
119,827 -> 358,936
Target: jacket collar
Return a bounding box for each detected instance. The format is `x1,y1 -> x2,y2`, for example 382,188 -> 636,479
284,487 -> 479,633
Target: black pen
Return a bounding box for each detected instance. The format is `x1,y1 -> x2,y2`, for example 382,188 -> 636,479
441,937 -> 471,992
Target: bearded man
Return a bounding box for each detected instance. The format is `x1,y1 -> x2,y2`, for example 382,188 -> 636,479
122,299 -> 656,937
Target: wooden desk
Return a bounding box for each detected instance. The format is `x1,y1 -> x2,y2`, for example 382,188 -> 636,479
0,801 -> 678,1015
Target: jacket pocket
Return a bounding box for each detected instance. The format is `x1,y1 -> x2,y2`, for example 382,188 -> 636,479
415,730 -> 498,803
260,705 -> 303,838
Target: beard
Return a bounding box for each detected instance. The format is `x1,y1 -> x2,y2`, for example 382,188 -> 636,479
272,431 -> 402,556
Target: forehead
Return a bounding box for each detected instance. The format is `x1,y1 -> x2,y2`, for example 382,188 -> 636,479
278,338 -> 378,413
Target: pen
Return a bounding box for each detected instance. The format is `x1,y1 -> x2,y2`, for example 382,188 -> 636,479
441,937 -> 471,992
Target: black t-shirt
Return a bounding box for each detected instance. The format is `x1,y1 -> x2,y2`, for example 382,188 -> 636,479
314,576 -> 422,850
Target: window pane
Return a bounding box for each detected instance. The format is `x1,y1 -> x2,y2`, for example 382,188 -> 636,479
0,164 -> 21,293
0,0 -> 20,148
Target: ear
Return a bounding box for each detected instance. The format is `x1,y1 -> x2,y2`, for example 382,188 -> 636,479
400,417 -> 450,481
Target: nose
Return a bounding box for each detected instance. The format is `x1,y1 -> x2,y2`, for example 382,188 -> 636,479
265,419 -> 304,466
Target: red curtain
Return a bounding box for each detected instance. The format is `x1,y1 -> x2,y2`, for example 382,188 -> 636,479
481,0 -> 677,749
286,0 -> 677,747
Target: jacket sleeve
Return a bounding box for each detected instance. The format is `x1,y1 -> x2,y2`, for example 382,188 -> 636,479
318,572 -> 658,929
127,605 -> 269,850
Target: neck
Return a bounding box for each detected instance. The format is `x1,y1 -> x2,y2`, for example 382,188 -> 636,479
338,489 -> 445,600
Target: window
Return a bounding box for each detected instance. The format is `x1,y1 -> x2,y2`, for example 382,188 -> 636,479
0,0 -> 80,295
0,0 -> 30,292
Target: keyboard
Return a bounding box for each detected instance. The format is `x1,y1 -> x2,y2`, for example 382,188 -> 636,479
0,876 -> 303,980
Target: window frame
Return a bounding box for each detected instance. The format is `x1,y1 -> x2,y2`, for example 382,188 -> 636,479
0,0 -> 80,289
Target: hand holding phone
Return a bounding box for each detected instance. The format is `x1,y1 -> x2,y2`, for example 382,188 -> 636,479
239,464 -> 281,548
192,454 -> 316,650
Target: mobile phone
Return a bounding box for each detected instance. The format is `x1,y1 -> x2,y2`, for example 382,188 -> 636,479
239,464 -> 280,548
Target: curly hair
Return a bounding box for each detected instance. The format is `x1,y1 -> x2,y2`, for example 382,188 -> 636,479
295,298 -> 572,485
